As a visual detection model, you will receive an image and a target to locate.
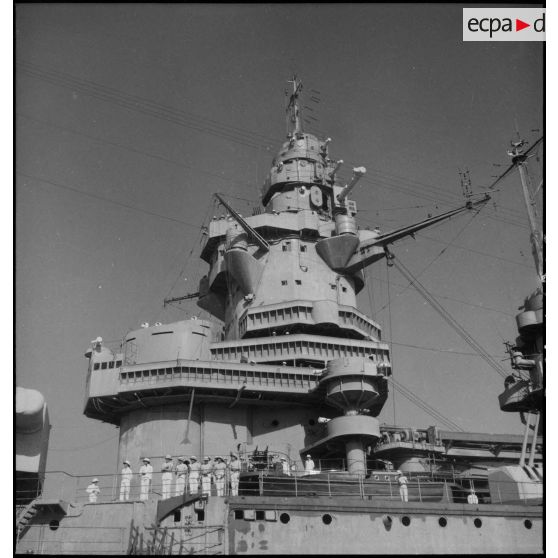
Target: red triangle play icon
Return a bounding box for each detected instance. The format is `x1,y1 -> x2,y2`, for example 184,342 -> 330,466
516,19 -> 530,31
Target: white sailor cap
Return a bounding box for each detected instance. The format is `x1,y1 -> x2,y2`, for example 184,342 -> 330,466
165,454 -> 172,460
190,455 -> 197,460
123,460 -> 131,466
178,456 -> 186,462
306,454 -> 311,458
215,456 -> 222,460
203,456 -> 210,461
142,457 -> 151,463
280,457 -> 287,461
92,478 -> 99,483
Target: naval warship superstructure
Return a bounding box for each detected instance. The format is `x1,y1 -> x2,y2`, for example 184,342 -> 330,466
15,78 -> 543,555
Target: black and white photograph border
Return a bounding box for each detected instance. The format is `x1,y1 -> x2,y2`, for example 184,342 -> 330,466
13,2 -> 551,555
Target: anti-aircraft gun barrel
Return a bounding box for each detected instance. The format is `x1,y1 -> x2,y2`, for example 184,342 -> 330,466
336,166 -> 366,204
328,159 -> 343,179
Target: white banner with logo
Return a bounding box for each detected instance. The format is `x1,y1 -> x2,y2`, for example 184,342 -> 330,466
463,8 -> 545,41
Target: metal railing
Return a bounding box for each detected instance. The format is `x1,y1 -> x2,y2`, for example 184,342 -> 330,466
239,471 -> 542,505
118,362 -> 319,392
16,465 -> 543,507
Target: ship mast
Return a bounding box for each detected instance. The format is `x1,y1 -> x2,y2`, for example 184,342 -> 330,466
507,138 -> 544,283
496,135 -> 544,473
286,76 -> 303,137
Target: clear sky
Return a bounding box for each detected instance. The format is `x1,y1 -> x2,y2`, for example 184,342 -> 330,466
15,4 -> 543,477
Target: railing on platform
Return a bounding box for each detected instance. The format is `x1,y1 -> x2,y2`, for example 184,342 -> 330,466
16,469 -> 542,507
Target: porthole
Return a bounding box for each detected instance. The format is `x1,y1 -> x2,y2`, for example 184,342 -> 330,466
373,475 -> 380,480
474,518 -> 482,528
524,519 -> 533,529
438,517 -> 447,527
322,514 -> 332,525
280,513 -> 290,524
49,520 -> 60,531
384,475 -> 389,481
401,516 -> 411,527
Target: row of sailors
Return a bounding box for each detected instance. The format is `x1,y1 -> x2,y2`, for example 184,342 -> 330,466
87,454 -> 315,502
87,455 -> 241,503
132,455 -> 242,500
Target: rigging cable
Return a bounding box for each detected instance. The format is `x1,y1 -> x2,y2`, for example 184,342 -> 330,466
17,171 -> 200,230
376,207 -> 482,316
387,377 -> 464,432
386,259 -> 396,425
391,256 -> 509,380
18,61 -> 532,229
17,112 -> 253,192
163,198 -> 216,304
368,273 -> 514,317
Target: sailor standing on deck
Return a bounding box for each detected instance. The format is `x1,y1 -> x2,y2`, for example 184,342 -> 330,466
280,457 -> 290,476
139,458 -> 153,500
397,472 -> 409,502
189,456 -> 201,494
467,488 -> 479,504
229,454 -> 241,496
86,478 -> 100,503
120,460 -> 133,501
214,456 -> 227,496
175,457 -> 189,497
161,455 -> 174,499
304,454 -> 315,472
201,457 -> 213,496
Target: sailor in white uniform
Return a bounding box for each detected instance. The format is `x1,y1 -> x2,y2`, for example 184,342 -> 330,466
120,460 -> 133,501
229,454 -> 241,496
175,457 -> 188,497
139,458 -> 153,501
280,457 -> 290,475
467,488 -> 479,504
304,454 -> 315,472
189,456 -> 201,494
201,457 -> 213,496
86,478 -> 100,503
213,456 -> 227,496
161,455 -> 174,499
397,472 -> 409,502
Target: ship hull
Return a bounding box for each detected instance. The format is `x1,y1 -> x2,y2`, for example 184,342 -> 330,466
15,496 -> 543,555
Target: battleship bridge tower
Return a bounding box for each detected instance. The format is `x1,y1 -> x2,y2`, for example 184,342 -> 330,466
82,78 -> 488,472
